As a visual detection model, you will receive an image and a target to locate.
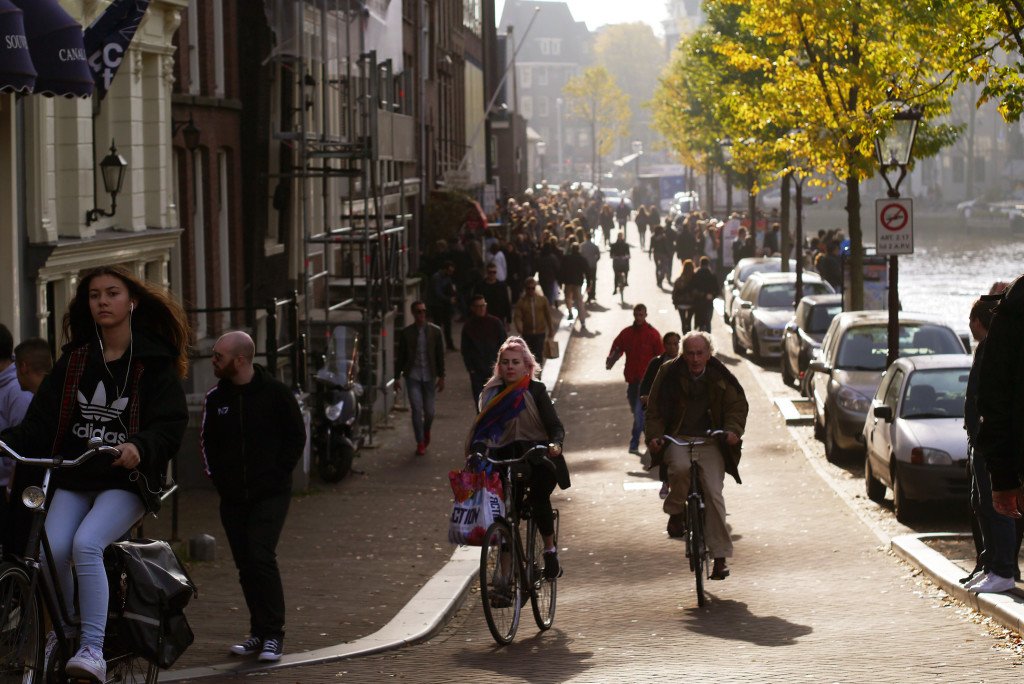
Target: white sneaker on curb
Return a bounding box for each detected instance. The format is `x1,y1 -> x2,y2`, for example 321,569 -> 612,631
229,635 -> 263,656
969,573 -> 1015,594
66,645 -> 106,682
965,570 -> 992,590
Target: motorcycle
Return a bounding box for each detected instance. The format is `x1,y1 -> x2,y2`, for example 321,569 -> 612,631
311,325 -> 363,482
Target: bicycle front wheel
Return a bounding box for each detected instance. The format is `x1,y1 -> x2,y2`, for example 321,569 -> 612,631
529,511 -> 558,631
0,563 -> 44,683
686,498 -> 707,607
479,521 -> 521,645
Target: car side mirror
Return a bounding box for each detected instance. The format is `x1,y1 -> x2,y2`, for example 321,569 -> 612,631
808,359 -> 830,375
873,405 -> 893,422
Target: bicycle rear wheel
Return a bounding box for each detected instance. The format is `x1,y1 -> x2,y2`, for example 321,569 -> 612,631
529,511 -> 557,631
0,563 -> 44,683
686,497 -> 707,607
105,651 -> 159,683
479,521 -> 521,645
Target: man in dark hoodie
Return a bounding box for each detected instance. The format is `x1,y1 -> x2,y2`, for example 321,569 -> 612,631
978,275 -> 1024,526
201,331 -> 306,663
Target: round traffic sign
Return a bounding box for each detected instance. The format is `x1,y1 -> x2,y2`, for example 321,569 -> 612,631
880,203 -> 909,232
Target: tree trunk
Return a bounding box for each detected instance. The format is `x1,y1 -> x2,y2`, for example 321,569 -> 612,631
846,169 -> 864,311
780,172 -> 791,270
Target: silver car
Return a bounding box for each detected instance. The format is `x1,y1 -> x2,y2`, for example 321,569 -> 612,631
730,272 -> 834,361
808,312 -> 967,463
722,257 -> 796,325
862,354 -> 972,523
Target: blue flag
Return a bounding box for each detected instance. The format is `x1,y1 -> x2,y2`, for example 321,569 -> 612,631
83,0 -> 150,100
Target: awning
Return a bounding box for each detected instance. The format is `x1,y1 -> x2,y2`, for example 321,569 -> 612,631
0,0 -> 36,93
13,0 -> 92,98
613,151 -> 643,168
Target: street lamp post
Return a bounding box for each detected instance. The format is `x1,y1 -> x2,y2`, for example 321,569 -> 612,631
719,138 -> 733,277
874,100 -> 923,368
536,140 -> 547,185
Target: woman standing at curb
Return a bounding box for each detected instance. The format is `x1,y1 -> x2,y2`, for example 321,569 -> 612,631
1,266 -> 189,682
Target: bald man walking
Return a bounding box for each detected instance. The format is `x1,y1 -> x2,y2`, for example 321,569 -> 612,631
201,331 -> 307,663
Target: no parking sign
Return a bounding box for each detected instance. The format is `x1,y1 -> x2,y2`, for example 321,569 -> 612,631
875,198 -> 914,255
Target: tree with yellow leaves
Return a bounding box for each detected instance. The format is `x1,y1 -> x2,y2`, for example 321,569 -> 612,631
562,66 -> 632,185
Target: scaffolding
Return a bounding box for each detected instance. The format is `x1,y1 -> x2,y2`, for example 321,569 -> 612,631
266,0 -> 417,444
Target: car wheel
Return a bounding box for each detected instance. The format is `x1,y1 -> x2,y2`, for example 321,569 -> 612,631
892,466 -> 916,524
824,416 -> 847,464
751,333 -> 763,362
864,453 -> 886,503
780,353 -> 795,387
732,326 -> 744,355
812,399 -> 825,441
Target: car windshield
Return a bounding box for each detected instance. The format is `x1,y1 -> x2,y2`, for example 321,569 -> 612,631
835,324 -> 963,370
602,189 -> 621,199
807,304 -> 842,334
757,282 -> 832,308
900,368 -> 969,419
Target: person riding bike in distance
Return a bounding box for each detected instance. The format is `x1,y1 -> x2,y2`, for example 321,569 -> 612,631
644,331 -> 748,581
466,336 -> 571,579
610,231 -> 631,295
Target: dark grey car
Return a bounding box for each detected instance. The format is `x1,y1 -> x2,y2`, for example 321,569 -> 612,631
780,293 -> 843,395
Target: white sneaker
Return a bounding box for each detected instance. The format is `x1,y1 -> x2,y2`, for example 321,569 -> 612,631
66,644 -> 106,682
969,572 -> 1015,594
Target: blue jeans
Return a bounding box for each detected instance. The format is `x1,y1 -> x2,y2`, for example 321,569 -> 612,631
970,447 -> 1018,578
406,377 -> 436,443
626,382 -> 644,450
45,488 -> 145,650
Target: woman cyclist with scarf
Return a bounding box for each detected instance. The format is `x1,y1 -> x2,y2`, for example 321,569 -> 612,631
467,336 -> 570,578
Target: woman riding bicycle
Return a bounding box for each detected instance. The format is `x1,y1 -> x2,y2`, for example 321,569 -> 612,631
1,265 -> 189,682
609,231 -> 631,295
467,336 -> 570,579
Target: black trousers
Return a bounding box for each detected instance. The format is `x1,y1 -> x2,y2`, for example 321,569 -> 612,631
220,492 -> 291,640
528,466 -> 559,538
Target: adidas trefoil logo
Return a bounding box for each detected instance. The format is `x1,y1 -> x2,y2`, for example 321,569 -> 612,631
77,382 -> 128,422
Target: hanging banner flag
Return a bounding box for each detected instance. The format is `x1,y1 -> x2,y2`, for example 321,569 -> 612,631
83,0 -> 149,100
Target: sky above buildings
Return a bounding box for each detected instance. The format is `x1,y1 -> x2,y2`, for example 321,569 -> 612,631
496,0 -> 667,36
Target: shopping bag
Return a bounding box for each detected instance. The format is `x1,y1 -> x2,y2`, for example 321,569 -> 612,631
448,467 -> 504,545
544,338 -> 560,359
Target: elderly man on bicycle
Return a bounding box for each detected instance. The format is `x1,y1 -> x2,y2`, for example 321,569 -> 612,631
645,331 -> 748,580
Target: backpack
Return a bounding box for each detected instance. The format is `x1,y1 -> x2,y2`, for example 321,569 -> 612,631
105,539 -> 198,668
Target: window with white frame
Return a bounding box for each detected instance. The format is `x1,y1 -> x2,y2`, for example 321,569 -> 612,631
537,96 -> 548,118
519,65 -> 532,89
536,66 -> 548,86
521,96 -> 533,119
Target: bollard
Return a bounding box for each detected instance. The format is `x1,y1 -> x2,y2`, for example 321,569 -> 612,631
189,533 -> 217,562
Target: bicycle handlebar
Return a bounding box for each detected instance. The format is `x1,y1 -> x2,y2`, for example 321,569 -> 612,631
0,436 -> 121,469
479,444 -> 557,472
660,430 -> 726,449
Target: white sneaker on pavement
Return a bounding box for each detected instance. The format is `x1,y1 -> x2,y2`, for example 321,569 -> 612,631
66,644 -> 106,682
964,571 -> 988,590
968,572 -> 1015,594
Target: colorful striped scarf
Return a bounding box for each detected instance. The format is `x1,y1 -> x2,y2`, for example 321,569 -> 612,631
469,375 -> 532,447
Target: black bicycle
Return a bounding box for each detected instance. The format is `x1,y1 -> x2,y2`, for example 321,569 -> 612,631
0,436 -> 161,682
477,444 -> 559,646
662,433 -> 722,608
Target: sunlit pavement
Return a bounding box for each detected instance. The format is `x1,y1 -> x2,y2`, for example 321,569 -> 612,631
232,226 -> 1021,682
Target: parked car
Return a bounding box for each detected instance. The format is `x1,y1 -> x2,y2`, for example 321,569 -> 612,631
781,293 -> 844,394
807,311 -> 967,463
731,273 -> 835,361
722,257 -> 796,326
955,198 -> 1024,233
862,354 -> 972,523
601,187 -> 633,212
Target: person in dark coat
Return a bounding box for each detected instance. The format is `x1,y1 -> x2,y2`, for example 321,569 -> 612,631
428,262 -> 458,351
639,332 -> 681,500
474,265 -> 513,324
692,256 -> 719,333
560,242 -> 590,327
203,331 -> 306,662
461,295 -> 507,407
395,302 -> 446,455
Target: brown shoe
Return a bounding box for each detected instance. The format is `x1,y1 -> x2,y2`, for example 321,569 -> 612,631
710,560 -> 730,580
666,513 -> 686,538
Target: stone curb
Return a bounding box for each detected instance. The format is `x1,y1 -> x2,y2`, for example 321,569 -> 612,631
891,532 -> 1024,635
165,316 -> 576,681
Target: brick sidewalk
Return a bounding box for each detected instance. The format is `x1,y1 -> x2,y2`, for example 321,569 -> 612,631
152,316 -> 550,673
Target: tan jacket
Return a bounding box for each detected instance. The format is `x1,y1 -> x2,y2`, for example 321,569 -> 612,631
513,294 -> 554,336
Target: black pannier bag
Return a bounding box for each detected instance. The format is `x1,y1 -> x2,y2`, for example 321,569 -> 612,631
105,539 -> 198,668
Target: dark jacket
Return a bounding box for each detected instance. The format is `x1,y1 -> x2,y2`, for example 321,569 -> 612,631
978,274 -> 1024,490
640,352 -> 675,398
395,322 -> 446,381
201,365 -> 306,504
461,314 -> 507,375
644,356 -> 749,484
692,266 -> 718,302
964,337 -> 986,446
560,252 -> 589,287
1,331 -> 187,513
475,279 -> 513,322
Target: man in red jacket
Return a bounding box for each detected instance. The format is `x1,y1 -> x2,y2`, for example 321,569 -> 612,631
606,304 -> 664,454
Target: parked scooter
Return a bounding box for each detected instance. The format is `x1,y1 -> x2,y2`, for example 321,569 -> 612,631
311,325 -> 362,482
